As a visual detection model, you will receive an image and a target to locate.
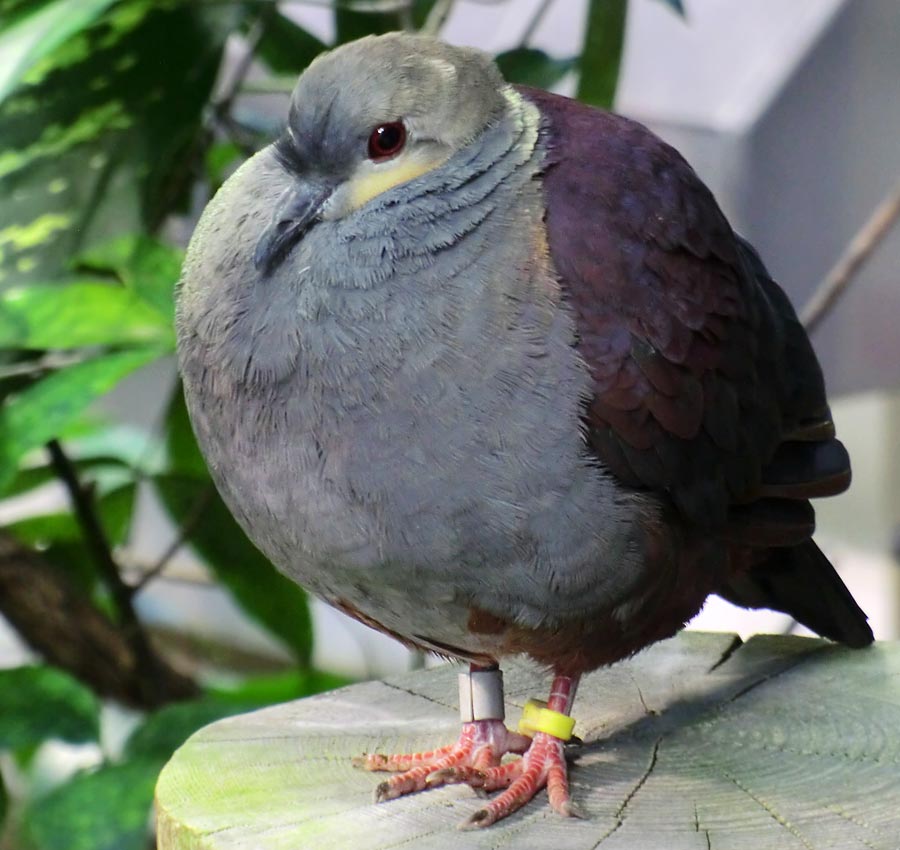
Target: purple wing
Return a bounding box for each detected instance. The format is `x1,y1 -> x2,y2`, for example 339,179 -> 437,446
520,87 -> 848,540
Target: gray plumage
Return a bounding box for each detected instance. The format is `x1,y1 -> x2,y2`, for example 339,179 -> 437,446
177,31 -> 872,828
176,34 -> 657,660
177,33 -> 870,679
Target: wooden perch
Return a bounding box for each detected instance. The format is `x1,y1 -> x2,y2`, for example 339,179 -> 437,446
155,631 -> 899,849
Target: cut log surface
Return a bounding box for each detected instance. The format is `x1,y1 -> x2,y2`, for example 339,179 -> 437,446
155,632 -> 900,850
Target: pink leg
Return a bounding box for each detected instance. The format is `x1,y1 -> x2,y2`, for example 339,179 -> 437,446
355,718 -> 532,802
355,671 -> 583,829
458,674 -> 582,829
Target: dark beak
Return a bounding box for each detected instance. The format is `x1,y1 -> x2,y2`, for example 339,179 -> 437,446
254,181 -> 333,275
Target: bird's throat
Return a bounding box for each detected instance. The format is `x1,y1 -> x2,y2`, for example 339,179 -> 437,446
346,152 -> 451,212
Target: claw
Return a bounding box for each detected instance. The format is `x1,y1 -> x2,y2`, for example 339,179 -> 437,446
363,728 -> 578,827
355,673 -> 582,827
557,798 -> 587,819
357,719 -> 513,801
459,807 -> 493,831
458,731 -> 576,826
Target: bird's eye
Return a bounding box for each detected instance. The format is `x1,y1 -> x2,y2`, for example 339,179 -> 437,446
367,121 -> 407,161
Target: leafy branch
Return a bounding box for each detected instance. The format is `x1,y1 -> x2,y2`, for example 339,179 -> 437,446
45,439 -> 170,706
0,1 -> 632,847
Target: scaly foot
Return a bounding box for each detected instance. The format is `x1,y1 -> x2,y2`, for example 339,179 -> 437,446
354,672 -> 582,827
452,730 -> 582,828
353,719 -> 532,801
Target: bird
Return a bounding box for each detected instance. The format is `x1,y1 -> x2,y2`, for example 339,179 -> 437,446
175,32 -> 873,829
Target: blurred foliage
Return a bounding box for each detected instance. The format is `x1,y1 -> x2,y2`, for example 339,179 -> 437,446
0,666 -> 99,749
578,0 -> 627,106
0,0 -> 659,846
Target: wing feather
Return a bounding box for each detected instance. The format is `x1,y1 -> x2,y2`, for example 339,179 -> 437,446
519,86 -> 847,536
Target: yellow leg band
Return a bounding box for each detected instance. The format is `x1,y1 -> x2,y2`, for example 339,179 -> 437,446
517,699 -> 576,741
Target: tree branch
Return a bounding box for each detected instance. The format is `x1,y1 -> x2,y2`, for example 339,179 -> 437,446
0,533 -> 197,708
801,177 -> 900,333
209,4 -> 277,157
45,439 -> 179,707
215,5 -> 274,118
133,485 -> 215,593
519,0 -> 555,46
0,352 -> 88,380
421,0 -> 455,35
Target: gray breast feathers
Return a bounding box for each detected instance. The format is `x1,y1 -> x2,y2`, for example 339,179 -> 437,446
176,96 -> 656,647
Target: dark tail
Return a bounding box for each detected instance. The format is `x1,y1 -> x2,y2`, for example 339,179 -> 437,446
720,540 -> 874,648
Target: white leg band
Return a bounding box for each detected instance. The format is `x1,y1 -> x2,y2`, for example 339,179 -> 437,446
458,668 -> 505,723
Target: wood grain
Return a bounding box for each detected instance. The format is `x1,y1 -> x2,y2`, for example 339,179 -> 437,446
155,632 -> 900,849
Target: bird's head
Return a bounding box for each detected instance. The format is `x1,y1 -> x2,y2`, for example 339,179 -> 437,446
254,33 -> 508,274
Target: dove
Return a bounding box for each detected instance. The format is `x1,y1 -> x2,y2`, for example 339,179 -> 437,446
176,33 -> 872,828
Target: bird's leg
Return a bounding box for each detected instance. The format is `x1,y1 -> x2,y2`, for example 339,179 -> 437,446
453,673 -> 582,829
356,666 -> 583,829
354,664 -> 531,801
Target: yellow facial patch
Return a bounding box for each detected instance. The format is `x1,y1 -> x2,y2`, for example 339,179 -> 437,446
347,153 -> 448,212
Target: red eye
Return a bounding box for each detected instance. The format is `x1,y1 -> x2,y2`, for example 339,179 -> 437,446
367,121 -> 407,161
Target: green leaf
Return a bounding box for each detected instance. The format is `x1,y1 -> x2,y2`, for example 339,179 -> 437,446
2,457 -> 56,497
5,460 -> 127,514
6,511 -> 80,543
0,0 -> 119,105
7,486 -> 135,595
18,759 -> 159,850
161,383 -> 208,479
3,424 -> 162,500
335,8 -> 402,45
74,234 -> 182,321
64,421 -> 165,475
0,2 -> 233,286
254,12 -> 326,75
0,281 -> 173,349
205,140 -> 243,189
125,697 -> 260,762
0,347 -> 160,492
94,481 -> 137,544
6,483 -> 133,542
496,48 -> 577,89
577,0 -> 628,108
206,669 -> 354,706
0,665 -> 99,749
155,386 -> 314,666
33,540 -> 100,595
127,675 -> 354,765
126,239 -> 182,313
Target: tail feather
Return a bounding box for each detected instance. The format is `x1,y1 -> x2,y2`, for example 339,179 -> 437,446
720,540 -> 874,648
759,438 -> 851,499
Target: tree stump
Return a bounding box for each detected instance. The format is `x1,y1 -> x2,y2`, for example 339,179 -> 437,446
155,632 -> 900,849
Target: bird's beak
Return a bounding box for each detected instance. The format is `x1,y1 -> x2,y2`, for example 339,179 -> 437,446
254,180 -> 334,275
